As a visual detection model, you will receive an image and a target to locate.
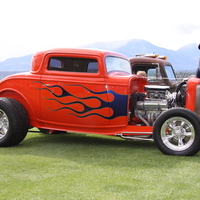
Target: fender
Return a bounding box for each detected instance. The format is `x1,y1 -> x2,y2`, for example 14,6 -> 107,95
0,88 -> 38,127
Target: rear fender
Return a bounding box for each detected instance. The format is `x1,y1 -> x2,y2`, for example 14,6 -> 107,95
0,89 -> 37,126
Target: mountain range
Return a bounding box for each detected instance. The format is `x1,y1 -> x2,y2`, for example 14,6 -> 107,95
81,39 -> 200,71
0,39 -> 199,75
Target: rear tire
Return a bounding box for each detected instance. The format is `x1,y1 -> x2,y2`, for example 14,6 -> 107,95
0,97 -> 28,146
153,108 -> 200,156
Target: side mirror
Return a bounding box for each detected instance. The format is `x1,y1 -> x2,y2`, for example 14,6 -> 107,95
198,44 -> 200,50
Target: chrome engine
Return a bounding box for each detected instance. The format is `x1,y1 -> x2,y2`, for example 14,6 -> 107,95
134,99 -> 168,126
131,84 -> 186,126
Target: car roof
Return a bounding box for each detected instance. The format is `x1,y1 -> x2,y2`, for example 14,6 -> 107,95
129,56 -> 171,66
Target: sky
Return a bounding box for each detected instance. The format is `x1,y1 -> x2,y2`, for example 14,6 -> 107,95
0,0 -> 200,61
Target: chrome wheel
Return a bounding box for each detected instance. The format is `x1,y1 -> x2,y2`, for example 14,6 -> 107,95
0,109 -> 9,139
160,117 -> 195,151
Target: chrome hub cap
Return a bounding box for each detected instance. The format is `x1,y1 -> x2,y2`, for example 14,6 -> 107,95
0,110 -> 9,139
160,117 -> 195,151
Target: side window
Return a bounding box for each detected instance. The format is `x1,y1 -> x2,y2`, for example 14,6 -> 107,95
48,57 -> 98,73
165,65 -> 176,81
87,62 -> 98,73
49,58 -> 64,69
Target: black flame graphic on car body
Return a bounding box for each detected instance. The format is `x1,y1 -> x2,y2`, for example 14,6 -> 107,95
34,81 -> 128,119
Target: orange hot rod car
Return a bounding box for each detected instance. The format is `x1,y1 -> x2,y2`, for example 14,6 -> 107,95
0,48 -> 200,156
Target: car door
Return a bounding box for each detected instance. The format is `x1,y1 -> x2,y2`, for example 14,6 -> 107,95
39,54 -> 111,127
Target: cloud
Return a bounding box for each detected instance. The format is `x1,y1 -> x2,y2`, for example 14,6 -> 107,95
1,0 -> 200,61
176,23 -> 200,35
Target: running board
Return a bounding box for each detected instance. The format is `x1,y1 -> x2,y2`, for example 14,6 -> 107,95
116,133 -> 154,141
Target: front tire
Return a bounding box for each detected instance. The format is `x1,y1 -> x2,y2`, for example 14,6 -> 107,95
153,108 -> 200,156
0,97 -> 28,146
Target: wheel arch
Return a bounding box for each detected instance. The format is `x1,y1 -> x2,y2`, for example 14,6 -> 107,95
0,89 -> 37,125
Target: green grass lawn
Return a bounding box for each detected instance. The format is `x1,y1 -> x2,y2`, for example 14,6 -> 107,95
1,128 -> 200,200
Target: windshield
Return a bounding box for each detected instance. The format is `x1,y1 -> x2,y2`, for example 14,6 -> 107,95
106,56 -> 131,74
165,65 -> 176,81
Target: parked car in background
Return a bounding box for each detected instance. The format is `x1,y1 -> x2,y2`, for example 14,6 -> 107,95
130,53 -> 179,93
